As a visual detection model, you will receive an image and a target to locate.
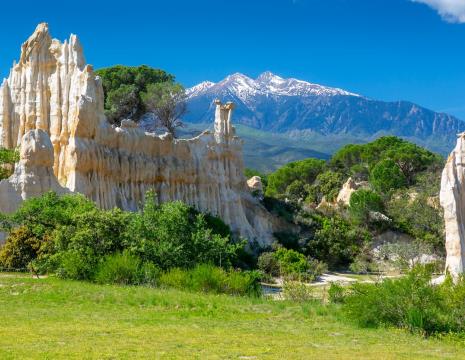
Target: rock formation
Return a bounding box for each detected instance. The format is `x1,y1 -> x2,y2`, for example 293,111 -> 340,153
440,133 -> 465,278
0,23 -> 274,246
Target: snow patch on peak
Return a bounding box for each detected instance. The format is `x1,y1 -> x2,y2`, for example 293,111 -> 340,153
185,81 -> 215,98
186,71 -> 362,100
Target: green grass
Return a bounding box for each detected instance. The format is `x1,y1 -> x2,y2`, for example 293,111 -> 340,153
0,274 -> 464,359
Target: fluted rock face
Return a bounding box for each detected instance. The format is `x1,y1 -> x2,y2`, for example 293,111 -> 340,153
440,133 -> 465,278
0,23 -> 274,245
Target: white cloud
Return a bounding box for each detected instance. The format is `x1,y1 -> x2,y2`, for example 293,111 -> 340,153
412,0 -> 465,23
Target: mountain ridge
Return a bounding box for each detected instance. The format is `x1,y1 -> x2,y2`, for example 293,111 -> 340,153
184,71 -> 464,159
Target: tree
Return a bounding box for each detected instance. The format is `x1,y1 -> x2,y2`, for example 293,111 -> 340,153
95,65 -> 175,125
141,82 -> 187,137
0,147 -> 19,180
266,158 -> 325,197
349,189 -> 384,223
370,159 -> 407,193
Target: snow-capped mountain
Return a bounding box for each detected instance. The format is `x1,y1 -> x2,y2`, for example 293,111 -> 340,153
187,71 -> 359,102
184,71 -> 464,156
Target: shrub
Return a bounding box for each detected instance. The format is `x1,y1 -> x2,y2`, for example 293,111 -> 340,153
158,268 -> 190,289
349,189 -> 384,223
257,252 -> 280,277
341,266 -> 464,335
139,262 -> 161,287
0,226 -> 42,269
282,281 -> 315,302
158,264 -> 262,297
95,65 -> 174,125
274,248 -> 309,278
266,158 -> 325,197
308,215 -> 370,270
56,250 -> 96,280
125,193 -> 241,270
224,270 -> 262,297
328,282 -> 346,304
370,159 -> 407,193
95,251 -> 142,285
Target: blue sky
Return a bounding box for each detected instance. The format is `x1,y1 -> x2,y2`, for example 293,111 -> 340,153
1,0 -> 465,118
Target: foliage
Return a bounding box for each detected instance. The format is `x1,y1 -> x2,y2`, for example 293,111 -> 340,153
378,241 -> 436,271
158,264 -> 262,297
257,251 -> 280,277
0,226 -> 42,269
348,189 -> 384,224
0,147 -> 19,180
307,171 -> 344,203
95,65 -> 174,125
342,266 -> 465,335
141,82 -> 187,137
386,191 -> 444,251
0,192 -> 241,280
330,136 -> 442,179
370,159 -> 407,193
266,158 -> 325,197
308,215 -> 371,269
282,281 -> 315,302
125,192 -> 242,270
95,251 -> 143,285
328,282 -> 346,304
271,247 -> 326,281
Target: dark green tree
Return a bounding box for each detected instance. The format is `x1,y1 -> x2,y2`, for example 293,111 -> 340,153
95,65 -> 175,125
370,159 -> 407,193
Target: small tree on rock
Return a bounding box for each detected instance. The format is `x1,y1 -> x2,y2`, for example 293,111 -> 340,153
141,82 -> 187,137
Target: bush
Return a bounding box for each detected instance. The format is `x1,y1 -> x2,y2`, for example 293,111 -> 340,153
0,226 -> 42,269
328,282 -> 346,304
257,252 -> 280,277
126,193 -> 242,270
95,251 -> 142,285
266,158 -> 325,197
274,248 -> 309,278
282,281 -> 315,302
370,159 -> 407,193
96,65 -> 174,125
308,215 -> 370,270
158,264 -> 262,297
341,266 -> 465,335
349,189 -> 384,224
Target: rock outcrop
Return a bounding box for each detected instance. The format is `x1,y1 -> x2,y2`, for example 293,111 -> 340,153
440,133 -> 465,278
0,23 -> 274,246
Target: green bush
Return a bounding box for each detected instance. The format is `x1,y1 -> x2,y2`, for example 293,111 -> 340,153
257,251 -> 280,277
370,159 -> 407,193
95,251 -> 142,285
342,266 -> 465,335
282,281 -> 315,302
308,215 -> 370,270
0,226 -> 42,269
328,282 -> 346,304
270,247 -> 326,281
266,158 -> 325,197
349,189 -> 384,223
125,193 -> 242,270
95,65 -> 174,125
158,264 -> 262,297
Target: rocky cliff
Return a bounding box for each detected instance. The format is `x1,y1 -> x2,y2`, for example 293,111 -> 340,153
0,23 -> 274,246
440,133 -> 465,278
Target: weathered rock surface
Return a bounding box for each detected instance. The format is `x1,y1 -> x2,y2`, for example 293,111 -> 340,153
247,176 -> 263,193
440,133 -> 465,278
0,23 -> 274,245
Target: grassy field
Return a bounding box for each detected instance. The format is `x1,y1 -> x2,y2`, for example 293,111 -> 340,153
1,274 -> 464,359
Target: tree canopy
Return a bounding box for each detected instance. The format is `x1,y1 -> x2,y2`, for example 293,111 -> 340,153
95,65 -> 175,125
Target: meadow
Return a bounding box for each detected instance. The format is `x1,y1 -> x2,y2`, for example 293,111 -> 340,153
1,273 -> 465,359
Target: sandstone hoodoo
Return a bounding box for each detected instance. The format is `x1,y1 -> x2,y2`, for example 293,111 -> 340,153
0,23 -> 274,245
440,132 -> 465,279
